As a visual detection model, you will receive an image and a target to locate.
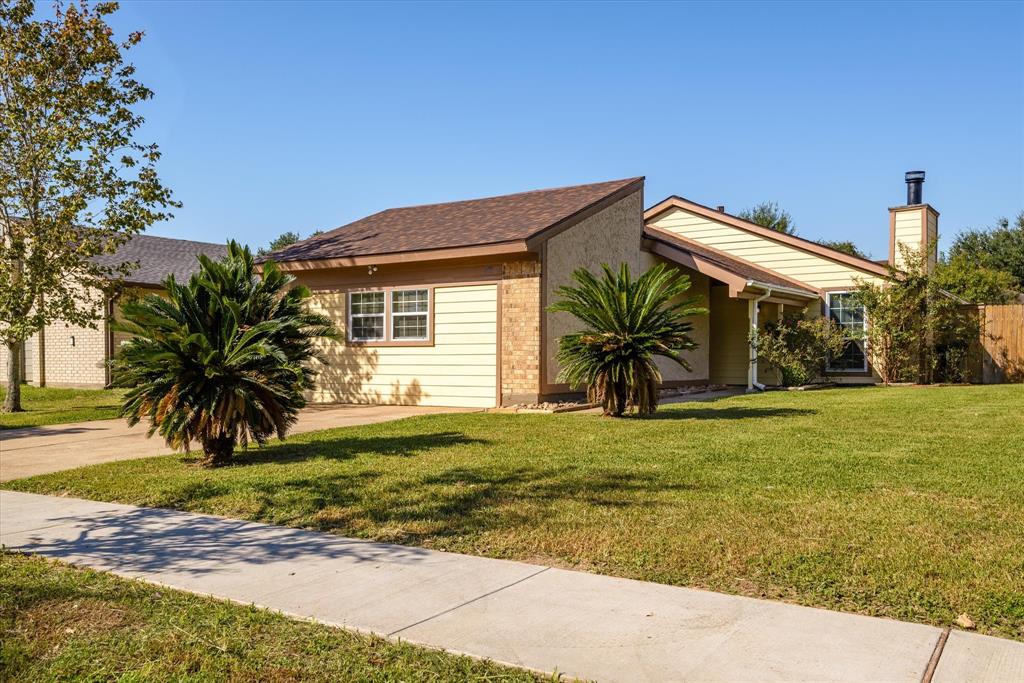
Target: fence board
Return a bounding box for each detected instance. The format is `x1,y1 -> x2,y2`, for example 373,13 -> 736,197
977,304 -> 1024,384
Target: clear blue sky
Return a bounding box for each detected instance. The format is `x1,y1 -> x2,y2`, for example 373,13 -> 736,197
107,0 -> 1023,259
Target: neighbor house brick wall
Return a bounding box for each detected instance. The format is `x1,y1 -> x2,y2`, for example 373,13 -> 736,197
500,259 -> 541,404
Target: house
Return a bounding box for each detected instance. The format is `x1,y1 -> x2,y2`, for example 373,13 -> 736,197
2,234 -> 228,389
263,172 -> 938,408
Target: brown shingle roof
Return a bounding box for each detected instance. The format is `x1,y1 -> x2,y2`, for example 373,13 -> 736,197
265,177 -> 643,263
643,227 -> 818,296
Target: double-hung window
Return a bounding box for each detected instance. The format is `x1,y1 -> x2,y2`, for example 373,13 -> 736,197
826,292 -> 867,371
347,288 -> 431,344
391,289 -> 429,341
348,291 -> 386,341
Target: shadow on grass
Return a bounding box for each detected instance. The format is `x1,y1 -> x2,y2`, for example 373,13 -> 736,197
640,406 -> 817,421
207,431 -> 489,467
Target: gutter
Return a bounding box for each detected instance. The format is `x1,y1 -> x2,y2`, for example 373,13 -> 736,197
747,286 -> 772,392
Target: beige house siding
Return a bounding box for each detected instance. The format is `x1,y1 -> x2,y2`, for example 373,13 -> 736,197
639,251 -> 711,383
543,189 -> 644,391
892,207 -> 924,270
709,286 -> 749,385
648,207 -> 884,289
308,283 -> 498,408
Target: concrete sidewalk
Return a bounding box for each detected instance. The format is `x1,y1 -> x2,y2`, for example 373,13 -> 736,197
2,491 -> 1021,683
0,404 -> 467,482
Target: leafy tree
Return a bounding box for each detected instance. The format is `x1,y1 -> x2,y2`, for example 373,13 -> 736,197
852,244 -> 979,384
114,242 -> 337,466
1,0 -> 176,413
933,255 -> 1019,304
738,201 -> 796,235
816,239 -> 869,260
549,263 -> 707,417
257,229 -> 325,257
948,212 -> 1024,291
754,315 -> 850,387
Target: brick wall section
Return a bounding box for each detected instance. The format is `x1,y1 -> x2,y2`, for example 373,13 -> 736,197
500,260 -> 541,404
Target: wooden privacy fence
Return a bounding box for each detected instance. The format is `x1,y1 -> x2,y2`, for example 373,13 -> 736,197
973,304 -> 1024,384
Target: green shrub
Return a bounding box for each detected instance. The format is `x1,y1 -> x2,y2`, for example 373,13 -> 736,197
755,315 -> 849,387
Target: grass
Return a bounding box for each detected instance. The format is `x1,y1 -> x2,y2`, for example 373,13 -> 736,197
5,385 -> 1023,641
0,385 -> 126,429
0,552 -> 548,682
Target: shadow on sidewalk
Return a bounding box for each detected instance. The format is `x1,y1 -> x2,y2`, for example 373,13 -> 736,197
14,506 -> 432,575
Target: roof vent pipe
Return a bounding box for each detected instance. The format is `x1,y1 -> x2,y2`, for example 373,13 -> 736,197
716,205 -> 726,213
905,171 -> 925,205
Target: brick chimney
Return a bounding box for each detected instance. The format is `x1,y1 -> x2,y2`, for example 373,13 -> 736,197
889,171 -> 939,273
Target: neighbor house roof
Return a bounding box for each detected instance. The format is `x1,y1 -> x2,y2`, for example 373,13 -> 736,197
643,226 -> 818,300
91,234 -> 228,286
644,195 -> 891,278
263,177 -> 644,268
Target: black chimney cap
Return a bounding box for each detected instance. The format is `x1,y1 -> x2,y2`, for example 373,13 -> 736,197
905,171 -> 926,183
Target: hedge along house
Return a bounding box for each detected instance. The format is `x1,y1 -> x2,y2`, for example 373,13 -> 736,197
264,172 -> 938,408
0,235 -> 228,389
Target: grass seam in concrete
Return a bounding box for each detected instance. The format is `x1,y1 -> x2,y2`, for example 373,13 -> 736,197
387,566 -> 552,637
920,628 -> 951,683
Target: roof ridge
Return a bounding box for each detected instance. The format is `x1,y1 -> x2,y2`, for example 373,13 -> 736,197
372,177 -> 643,213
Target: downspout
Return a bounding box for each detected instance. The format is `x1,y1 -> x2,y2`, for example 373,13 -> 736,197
747,287 -> 772,392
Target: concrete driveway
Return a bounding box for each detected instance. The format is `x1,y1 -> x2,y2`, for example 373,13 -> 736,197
0,404 -> 468,482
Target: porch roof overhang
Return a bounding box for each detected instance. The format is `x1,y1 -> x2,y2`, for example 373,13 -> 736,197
642,227 -> 819,306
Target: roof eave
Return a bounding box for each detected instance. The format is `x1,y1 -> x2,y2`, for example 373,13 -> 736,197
268,240 -> 533,272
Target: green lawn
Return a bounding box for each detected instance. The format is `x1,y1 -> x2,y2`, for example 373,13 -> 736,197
0,385 -> 125,429
5,385 -> 1023,640
0,553 -> 545,682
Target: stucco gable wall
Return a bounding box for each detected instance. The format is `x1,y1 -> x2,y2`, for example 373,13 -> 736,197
542,189 -> 644,391
648,207 -> 884,290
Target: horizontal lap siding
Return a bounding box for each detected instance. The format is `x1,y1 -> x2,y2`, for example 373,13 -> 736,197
650,208 -> 883,289
893,210 -> 922,270
709,287 -> 749,385
309,284 -> 497,408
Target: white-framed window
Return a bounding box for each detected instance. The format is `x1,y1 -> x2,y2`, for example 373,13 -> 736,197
348,291 -> 385,341
347,288 -> 432,344
391,288 -> 429,340
826,291 -> 868,372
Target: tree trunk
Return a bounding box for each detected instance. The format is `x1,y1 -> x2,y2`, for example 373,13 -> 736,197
200,434 -> 236,467
3,341 -> 24,413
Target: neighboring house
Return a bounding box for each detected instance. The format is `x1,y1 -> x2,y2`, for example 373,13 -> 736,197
262,171 -> 939,408
1,234 -> 228,389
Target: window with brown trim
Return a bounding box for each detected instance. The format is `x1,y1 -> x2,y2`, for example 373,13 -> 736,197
346,287 -> 433,345
391,288 -> 429,340
348,291 -> 385,341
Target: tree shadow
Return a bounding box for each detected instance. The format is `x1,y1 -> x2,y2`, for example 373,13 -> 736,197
219,431 -> 488,467
639,406 -> 817,420
8,504 -> 433,577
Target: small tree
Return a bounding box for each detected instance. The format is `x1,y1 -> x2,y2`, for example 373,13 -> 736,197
115,242 -> 337,466
1,0 -> 177,412
257,229 -> 324,257
754,315 -> 849,387
549,263 -> 707,417
738,201 -> 796,235
852,244 -> 979,384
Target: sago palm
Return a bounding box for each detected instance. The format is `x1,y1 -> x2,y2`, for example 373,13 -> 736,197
549,263 -> 706,417
114,241 -> 337,466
